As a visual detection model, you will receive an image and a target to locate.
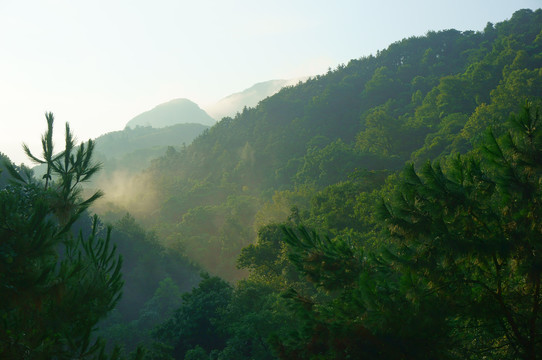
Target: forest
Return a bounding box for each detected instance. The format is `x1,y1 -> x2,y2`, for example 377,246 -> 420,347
1,8 -> 542,360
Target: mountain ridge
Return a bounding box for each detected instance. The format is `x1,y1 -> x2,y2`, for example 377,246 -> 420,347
204,77 -> 309,120
125,98 -> 216,129
125,8 -> 542,281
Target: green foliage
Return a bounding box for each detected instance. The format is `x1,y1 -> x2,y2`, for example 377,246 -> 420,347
283,226 -> 363,292
39,9 -> 540,359
379,103 -> 542,358
0,113 -> 123,359
269,103 -> 542,359
94,123 -> 209,174
411,112 -> 470,164
237,224 -> 290,281
308,178 -> 379,235
150,225 -> 304,360
165,194 -> 261,280
183,346 -> 207,360
22,112 -> 60,189
152,273 -> 233,359
96,214 -> 200,353
127,9 -> 542,280
0,152 -> 18,188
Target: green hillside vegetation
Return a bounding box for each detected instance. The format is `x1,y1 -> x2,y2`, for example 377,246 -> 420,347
0,152 -> 32,190
32,123 -> 208,180
93,123 -> 209,181
0,115 -> 124,358
96,214 -> 201,353
127,9 -> 542,283
140,9 -> 542,360
0,152 -> 17,188
31,123 -> 209,221
125,98 -> 216,128
124,9 -> 542,358
95,123 -> 209,160
1,117 -> 203,358
2,8 -> 542,360
89,124 -> 210,221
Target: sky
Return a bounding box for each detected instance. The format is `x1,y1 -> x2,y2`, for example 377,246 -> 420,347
0,0 -> 540,166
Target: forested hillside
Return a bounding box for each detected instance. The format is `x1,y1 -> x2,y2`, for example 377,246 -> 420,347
120,9 -> 542,282
0,118 -> 202,358
32,123 -> 209,181
31,123 -> 210,219
2,8 -> 542,360
95,123 -> 209,161
90,123 -> 209,217
132,9 -> 542,359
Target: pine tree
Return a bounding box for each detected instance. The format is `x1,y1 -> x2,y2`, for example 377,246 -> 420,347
0,113 -> 123,359
380,102 -> 542,359
279,102 -> 542,359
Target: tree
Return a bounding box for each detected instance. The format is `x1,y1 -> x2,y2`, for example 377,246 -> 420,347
278,103 -> 542,359
380,102 -> 542,359
0,113 -> 123,359
152,273 -> 233,359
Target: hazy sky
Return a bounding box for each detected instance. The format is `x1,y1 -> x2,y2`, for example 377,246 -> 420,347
1,0 -> 539,165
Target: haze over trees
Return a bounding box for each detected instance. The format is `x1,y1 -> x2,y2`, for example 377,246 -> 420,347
127,8 -> 542,282
1,8 -> 542,360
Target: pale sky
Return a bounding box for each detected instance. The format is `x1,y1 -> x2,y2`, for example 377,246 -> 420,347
0,0 -> 539,165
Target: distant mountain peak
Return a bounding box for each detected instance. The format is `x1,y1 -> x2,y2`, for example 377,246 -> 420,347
125,98 -> 216,129
205,77 -> 308,120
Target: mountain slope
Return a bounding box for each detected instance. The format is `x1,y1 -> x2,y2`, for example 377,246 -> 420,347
95,123 -> 208,161
105,9 -> 542,280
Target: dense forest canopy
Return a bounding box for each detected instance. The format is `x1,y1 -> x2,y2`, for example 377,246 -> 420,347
2,8 -> 542,360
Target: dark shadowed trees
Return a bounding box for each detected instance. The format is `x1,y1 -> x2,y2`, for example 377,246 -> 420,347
0,113 -> 123,359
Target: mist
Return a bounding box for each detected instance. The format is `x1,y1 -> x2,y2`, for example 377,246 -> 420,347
91,169 -> 159,222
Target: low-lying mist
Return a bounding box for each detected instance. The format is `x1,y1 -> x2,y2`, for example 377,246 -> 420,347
90,169 -> 159,223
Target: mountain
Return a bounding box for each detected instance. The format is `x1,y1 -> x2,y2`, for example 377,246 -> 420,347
125,98 -> 216,128
95,122 -> 208,162
10,8 -> 542,358
131,10 -> 542,358
205,78 -> 308,120
111,8 -> 542,282
31,122 -> 209,203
